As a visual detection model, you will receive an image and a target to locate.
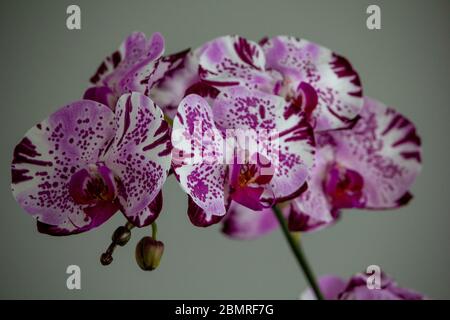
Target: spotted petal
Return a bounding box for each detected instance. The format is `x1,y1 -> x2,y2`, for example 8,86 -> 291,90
148,49 -> 200,119
131,190 -> 164,227
104,93 -> 171,227
89,32 -> 165,107
187,195 -> 225,227
36,201 -> 119,236
172,94 -> 227,219
11,100 -> 116,233
288,145 -> 337,232
261,36 -> 363,131
327,97 -> 422,209
212,86 -> 315,202
198,35 -> 279,93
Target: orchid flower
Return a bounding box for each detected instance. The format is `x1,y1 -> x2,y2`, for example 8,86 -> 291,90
11,92 -> 171,235
301,272 -> 426,300
223,97 -> 422,239
171,86 -> 315,226
85,32 -> 199,119
9,29 -> 427,293
197,35 -> 363,132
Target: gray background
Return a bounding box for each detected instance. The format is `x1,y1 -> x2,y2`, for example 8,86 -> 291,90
0,0 -> 448,299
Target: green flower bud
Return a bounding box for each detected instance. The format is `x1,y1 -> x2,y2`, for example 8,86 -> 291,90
135,237 -> 164,271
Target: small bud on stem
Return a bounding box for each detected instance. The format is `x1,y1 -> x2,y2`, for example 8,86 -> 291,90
135,237 -> 164,271
135,222 -> 164,271
100,221 -> 135,266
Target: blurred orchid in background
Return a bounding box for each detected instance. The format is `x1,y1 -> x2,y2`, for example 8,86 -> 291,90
301,271 -> 425,300
222,96 -> 422,238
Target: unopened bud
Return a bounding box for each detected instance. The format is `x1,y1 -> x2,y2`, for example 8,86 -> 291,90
135,237 -> 164,271
100,252 -> 113,265
112,226 -> 131,246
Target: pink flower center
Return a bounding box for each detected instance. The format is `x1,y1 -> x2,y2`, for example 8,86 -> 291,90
68,163 -> 118,205
277,80 -> 319,121
323,162 -> 365,209
228,153 -> 274,211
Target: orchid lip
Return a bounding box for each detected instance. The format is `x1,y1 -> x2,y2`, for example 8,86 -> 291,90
68,163 -> 118,205
323,162 -> 365,209
229,153 -> 274,211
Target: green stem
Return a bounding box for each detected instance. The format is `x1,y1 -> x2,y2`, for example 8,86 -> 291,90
272,205 -> 325,300
151,222 -> 158,240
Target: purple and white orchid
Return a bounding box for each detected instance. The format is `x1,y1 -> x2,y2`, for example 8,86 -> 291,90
301,272 -> 426,300
11,92 -> 171,235
85,31 -> 199,119
223,97 -> 422,238
10,30 -> 427,293
169,34 -> 365,228
171,86 -> 315,226
197,35 -> 363,132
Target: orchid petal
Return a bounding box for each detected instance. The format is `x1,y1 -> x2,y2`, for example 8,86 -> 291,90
89,32 -> 165,107
221,202 -> 281,240
187,196 -> 225,227
262,36 -> 363,131
149,49 -> 200,119
172,94 -> 227,219
339,272 -> 425,300
83,86 -> 117,110
326,97 -> 422,209
212,86 -> 315,202
300,275 -> 347,300
36,201 -> 119,236
231,186 -> 265,211
288,195 -> 337,233
302,272 -> 425,300
129,190 -> 163,227
198,35 -> 279,93
11,100 -> 116,232
104,93 -> 171,227
288,145 -> 337,232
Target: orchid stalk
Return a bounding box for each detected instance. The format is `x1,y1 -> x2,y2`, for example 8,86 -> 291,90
272,205 -> 324,300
